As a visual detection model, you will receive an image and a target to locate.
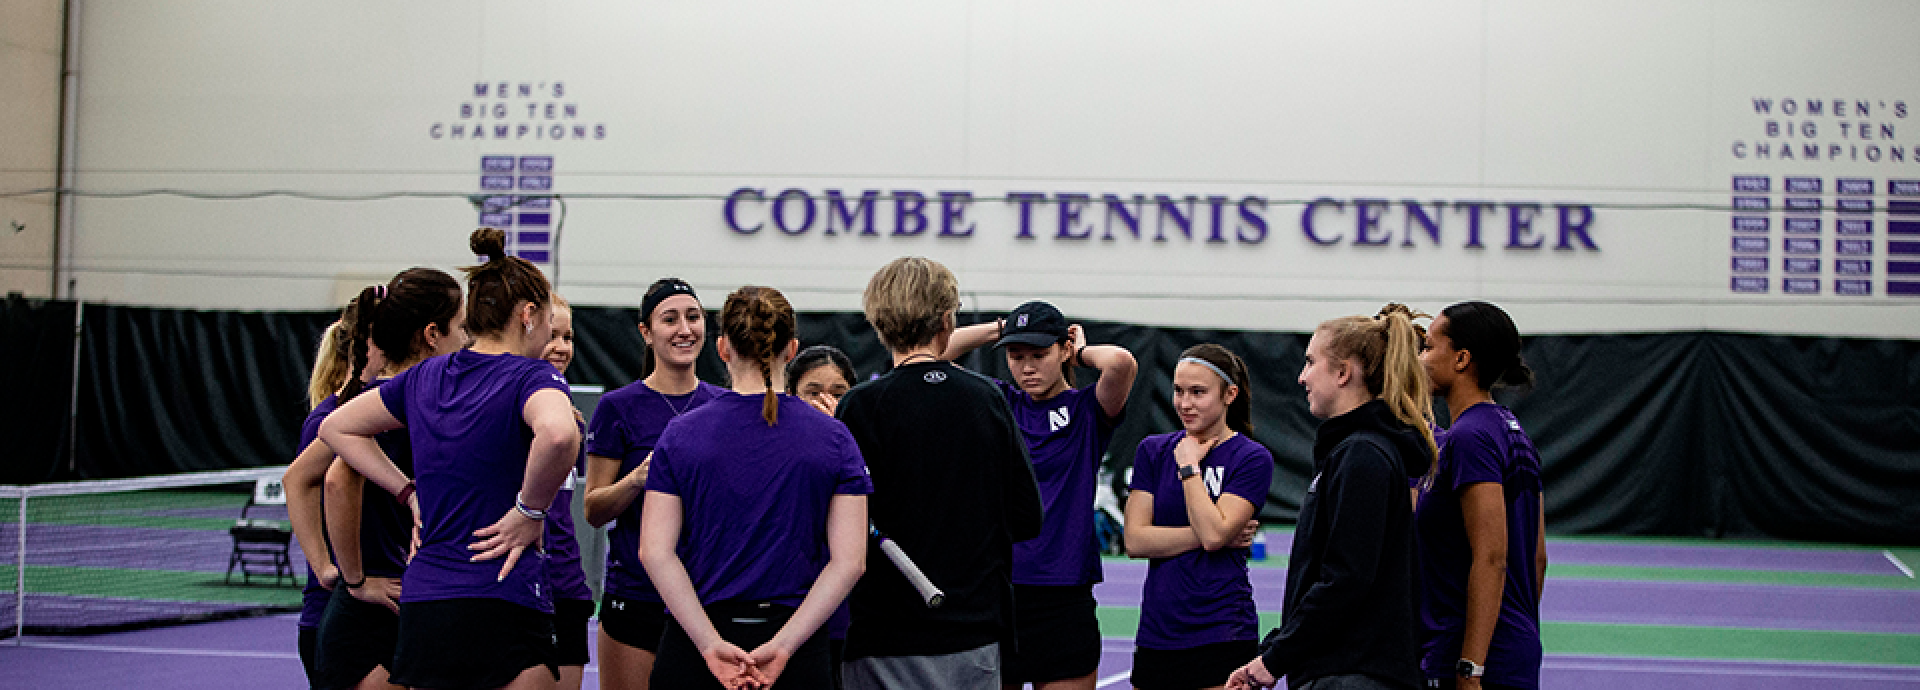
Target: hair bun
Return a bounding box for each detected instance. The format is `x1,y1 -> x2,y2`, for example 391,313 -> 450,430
470,227 -> 507,262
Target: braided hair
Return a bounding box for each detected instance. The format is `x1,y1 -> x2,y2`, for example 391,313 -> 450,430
720,286 -> 796,426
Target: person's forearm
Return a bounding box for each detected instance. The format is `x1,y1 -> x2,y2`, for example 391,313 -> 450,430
638,492 -> 723,652
937,322 -> 1000,360
1125,524 -> 1202,558
326,433 -> 409,497
769,496 -> 866,652
1181,477 -> 1238,550
1078,344 -> 1131,372
284,441 -> 335,576
583,455 -> 642,527
1534,499 -> 1548,607
1461,552 -> 1506,668
323,460 -> 367,581
519,420 -> 581,511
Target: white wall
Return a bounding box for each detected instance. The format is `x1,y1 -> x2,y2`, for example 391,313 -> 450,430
0,0 -> 63,297
58,0 -> 1920,336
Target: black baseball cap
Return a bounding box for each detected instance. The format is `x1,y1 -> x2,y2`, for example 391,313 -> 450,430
996,301 -> 1069,349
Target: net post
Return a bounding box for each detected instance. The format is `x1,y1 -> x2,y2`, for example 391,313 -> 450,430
15,487 -> 26,644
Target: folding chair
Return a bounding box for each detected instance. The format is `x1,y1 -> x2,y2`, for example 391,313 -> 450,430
227,477 -> 296,585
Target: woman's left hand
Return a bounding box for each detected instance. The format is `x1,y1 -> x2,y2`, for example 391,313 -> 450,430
469,507 -> 542,581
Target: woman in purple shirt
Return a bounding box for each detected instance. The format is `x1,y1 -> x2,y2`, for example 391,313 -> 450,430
640,286 -> 871,689
539,295 -> 596,690
584,277 -> 727,690
286,311 -> 355,686
942,300 -> 1137,690
322,228 -> 581,690
1124,344 -> 1273,690
1414,301 -> 1545,690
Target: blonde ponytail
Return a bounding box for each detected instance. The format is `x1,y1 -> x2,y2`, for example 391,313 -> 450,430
1316,303 -> 1439,480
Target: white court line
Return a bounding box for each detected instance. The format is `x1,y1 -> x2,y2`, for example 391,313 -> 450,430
1884,549 -> 1916,578
1545,657 -> 1920,682
1094,670 -> 1132,688
19,640 -> 299,660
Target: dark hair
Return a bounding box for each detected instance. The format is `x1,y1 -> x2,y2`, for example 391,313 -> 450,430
1439,300 -> 1533,391
340,267 -> 463,403
721,286 -> 797,425
461,227 -> 552,337
786,345 -> 856,395
1179,343 -> 1253,433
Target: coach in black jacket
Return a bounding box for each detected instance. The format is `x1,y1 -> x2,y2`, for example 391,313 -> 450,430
1232,309 -> 1435,690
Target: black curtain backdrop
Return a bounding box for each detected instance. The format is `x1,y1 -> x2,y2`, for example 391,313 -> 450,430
5,300 -> 1916,545
0,297 -> 79,484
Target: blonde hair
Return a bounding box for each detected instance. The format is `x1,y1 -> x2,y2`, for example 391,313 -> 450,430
862,257 -> 960,351
1316,303 -> 1439,465
308,319 -> 353,408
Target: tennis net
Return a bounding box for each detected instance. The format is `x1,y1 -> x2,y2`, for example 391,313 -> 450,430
1,466 -> 303,638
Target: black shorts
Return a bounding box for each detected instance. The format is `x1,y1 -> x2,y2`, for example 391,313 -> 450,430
554,597 -> 596,666
390,598 -> 558,690
1002,584 -> 1101,683
653,600 -> 832,690
1130,639 -> 1260,690
312,585 -> 399,690
598,594 -> 669,652
297,625 -> 318,687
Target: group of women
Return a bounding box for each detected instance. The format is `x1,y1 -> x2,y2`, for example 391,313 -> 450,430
283,246 -> 1545,690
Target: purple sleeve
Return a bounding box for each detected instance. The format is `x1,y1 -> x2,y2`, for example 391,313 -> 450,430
833,429 -> 874,495
519,360 -> 571,409
1445,424 -> 1505,492
585,397 -> 625,458
1128,436 -> 1160,492
1221,442 -> 1274,509
378,368 -> 411,422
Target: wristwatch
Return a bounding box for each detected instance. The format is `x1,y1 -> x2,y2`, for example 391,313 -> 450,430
1455,658 -> 1485,678
1178,464 -> 1200,481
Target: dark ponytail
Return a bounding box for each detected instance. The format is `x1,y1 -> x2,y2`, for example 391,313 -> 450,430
1180,343 -> 1253,434
462,227 -> 552,337
721,286 -> 796,426
340,267 -> 463,403
1439,300 -> 1533,392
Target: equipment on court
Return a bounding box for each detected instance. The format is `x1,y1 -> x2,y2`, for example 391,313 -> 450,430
871,527 -> 944,608
2,467 -> 300,638
225,477 -> 295,585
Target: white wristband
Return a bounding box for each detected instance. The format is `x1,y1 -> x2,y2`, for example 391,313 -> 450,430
514,492 -> 547,520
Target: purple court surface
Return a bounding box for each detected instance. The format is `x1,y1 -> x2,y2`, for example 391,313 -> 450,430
3,536 -> 1917,689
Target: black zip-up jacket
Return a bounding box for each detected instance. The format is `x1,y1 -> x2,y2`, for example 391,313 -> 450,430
1260,399 -> 1429,689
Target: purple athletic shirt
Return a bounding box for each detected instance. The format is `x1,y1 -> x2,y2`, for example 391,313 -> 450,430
1128,431 -> 1273,650
646,392 -> 873,607
542,418 -> 593,602
585,380 -> 726,603
380,349 -> 571,613
1414,403 -> 1543,688
296,395 -> 338,630
999,380 -> 1119,586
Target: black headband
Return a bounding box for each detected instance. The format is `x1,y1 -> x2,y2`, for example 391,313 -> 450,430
640,280 -> 698,322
